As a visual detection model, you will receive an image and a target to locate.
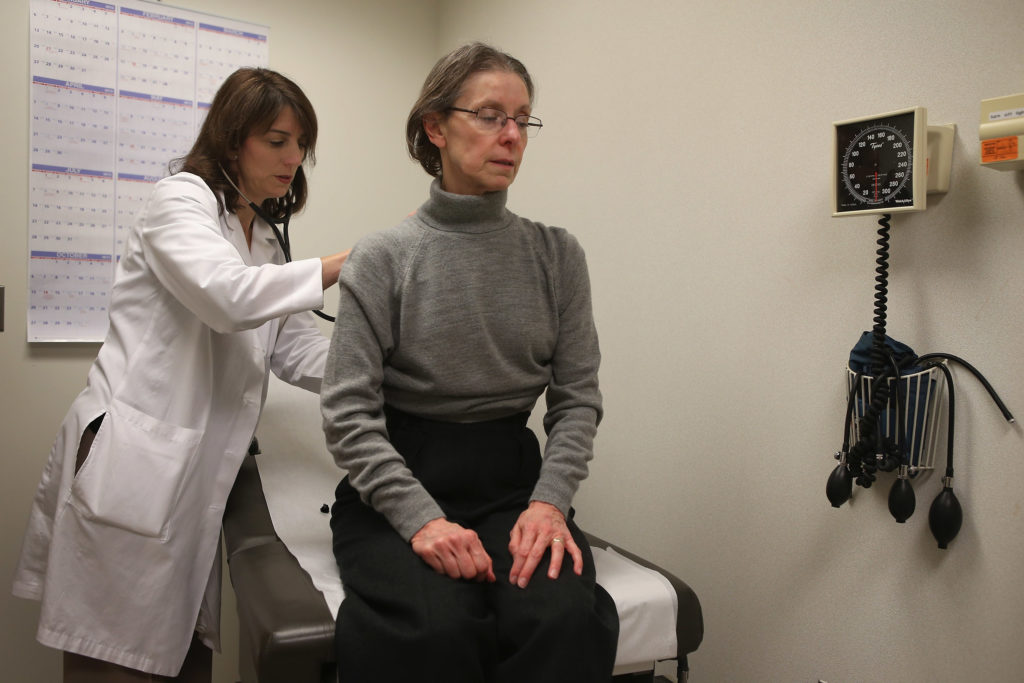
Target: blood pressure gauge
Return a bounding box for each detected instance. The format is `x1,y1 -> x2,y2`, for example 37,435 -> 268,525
833,107 -> 928,217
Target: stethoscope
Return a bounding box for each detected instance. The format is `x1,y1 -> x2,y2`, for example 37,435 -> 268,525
220,165 -> 335,322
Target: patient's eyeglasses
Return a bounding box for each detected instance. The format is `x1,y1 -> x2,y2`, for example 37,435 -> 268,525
447,106 -> 543,138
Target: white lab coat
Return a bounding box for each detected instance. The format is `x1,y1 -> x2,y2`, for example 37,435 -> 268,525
12,172 -> 330,676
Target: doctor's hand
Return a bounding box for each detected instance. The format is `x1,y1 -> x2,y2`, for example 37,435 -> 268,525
320,249 -> 350,289
410,518 -> 496,583
508,501 -> 583,589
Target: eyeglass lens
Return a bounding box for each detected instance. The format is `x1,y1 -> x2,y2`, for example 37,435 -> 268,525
475,107 -> 541,138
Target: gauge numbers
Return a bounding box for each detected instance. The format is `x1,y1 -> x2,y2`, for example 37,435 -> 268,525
833,108 -> 926,216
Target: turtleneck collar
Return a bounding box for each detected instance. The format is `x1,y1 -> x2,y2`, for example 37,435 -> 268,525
416,178 -> 512,235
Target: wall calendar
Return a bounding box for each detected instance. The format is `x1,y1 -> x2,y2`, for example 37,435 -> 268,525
29,0 -> 269,341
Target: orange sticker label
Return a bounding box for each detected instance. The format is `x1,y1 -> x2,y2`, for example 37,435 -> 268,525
981,136 -> 1019,163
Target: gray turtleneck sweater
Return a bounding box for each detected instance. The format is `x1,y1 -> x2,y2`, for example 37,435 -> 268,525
321,180 -> 602,541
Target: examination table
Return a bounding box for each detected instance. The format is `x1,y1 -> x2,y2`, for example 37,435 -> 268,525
223,452 -> 703,682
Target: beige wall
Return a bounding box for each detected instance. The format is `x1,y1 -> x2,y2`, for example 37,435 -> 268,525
434,0 -> 1024,680
4,1 -> 1024,681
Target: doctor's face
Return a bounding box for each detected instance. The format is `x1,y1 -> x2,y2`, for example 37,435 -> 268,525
235,106 -> 307,205
426,70 -> 531,196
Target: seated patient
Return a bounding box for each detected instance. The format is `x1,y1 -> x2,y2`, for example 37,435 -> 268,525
320,42 -> 619,682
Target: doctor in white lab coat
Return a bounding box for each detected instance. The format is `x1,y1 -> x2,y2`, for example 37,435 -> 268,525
12,68 -> 348,681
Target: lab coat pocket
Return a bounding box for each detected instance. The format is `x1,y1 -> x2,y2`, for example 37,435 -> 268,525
70,399 -> 203,539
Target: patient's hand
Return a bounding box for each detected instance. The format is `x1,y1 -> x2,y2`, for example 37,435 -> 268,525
508,501 -> 583,589
410,518 -> 495,582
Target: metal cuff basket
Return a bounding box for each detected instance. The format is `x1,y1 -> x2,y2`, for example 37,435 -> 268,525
846,365 -> 945,473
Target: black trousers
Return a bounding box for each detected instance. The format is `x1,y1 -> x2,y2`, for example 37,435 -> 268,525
330,407 -> 619,683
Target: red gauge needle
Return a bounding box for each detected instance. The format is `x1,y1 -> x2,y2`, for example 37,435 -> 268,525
874,171 -> 879,201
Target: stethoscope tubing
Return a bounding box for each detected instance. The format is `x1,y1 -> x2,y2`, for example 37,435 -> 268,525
218,166 -> 335,322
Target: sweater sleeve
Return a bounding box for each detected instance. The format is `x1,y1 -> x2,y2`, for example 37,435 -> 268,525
320,232 -> 445,541
530,232 -> 603,515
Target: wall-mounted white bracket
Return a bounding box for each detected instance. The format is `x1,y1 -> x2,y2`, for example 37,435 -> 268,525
927,123 -> 955,193
979,93 -> 1024,171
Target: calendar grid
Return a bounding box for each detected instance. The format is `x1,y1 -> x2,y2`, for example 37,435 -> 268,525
29,0 -> 269,342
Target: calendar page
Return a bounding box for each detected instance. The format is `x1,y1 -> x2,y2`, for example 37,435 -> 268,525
28,0 -> 269,342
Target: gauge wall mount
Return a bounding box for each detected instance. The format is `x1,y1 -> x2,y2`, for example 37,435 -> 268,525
833,107 -> 928,217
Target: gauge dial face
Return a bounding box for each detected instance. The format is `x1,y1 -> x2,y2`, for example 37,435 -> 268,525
835,111 -> 917,213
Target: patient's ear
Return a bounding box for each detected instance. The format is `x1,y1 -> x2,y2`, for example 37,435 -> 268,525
422,114 -> 447,149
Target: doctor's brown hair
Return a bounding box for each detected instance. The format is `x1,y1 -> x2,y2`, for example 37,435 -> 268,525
174,68 -> 318,220
406,42 -> 534,178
